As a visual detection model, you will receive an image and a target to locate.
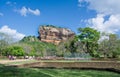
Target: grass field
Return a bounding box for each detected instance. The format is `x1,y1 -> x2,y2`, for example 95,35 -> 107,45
0,64 -> 120,77
0,59 -> 120,77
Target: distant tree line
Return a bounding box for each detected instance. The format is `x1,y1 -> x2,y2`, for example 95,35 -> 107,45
0,26 -> 120,59
57,27 -> 120,58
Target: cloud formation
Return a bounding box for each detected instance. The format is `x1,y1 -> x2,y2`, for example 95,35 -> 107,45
87,14 -> 120,34
6,1 -> 16,6
0,25 -> 25,41
17,6 -> 40,16
79,0 -> 120,34
79,0 -> 120,15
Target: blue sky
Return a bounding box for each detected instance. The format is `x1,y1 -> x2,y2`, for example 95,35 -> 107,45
0,0 -> 120,41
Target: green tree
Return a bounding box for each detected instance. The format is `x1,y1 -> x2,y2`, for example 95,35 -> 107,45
78,27 -> 100,57
3,46 -> 25,56
20,36 -> 39,42
18,43 -> 36,56
99,34 -> 120,58
19,36 -> 57,57
0,33 -> 9,56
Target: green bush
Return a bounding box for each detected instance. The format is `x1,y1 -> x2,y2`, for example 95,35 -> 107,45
2,46 -> 25,56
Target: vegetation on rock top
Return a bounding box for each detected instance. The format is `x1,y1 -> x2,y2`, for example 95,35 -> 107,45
0,25 -> 120,59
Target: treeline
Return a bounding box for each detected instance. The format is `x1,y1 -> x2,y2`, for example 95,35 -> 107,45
0,35 -> 57,57
0,27 -> 120,59
57,27 -> 120,58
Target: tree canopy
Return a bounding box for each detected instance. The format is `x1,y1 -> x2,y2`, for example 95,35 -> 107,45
0,26 -> 120,59
77,27 -> 100,57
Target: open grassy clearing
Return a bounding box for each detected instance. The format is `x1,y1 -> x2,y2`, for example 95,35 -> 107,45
0,59 -> 120,66
0,64 -> 120,77
5,60 -> 39,66
0,59 -> 39,66
0,60 -> 120,77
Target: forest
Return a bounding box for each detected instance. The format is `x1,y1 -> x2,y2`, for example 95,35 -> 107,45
0,26 -> 120,59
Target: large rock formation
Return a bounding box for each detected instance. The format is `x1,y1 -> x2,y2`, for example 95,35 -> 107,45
38,25 -> 75,45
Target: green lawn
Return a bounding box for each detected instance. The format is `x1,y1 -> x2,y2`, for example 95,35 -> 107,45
4,60 -> 39,66
0,64 -> 119,77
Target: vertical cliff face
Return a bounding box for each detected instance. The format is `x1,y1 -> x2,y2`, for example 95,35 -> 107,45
38,25 -> 75,45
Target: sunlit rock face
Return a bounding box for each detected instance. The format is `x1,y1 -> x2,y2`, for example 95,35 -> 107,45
38,25 -> 75,45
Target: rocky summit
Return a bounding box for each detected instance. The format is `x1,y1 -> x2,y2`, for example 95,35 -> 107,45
38,25 -> 75,45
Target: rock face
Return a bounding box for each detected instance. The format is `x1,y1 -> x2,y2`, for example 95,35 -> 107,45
38,25 -> 75,45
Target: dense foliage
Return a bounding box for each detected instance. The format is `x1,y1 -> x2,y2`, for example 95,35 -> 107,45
77,27 -> 100,57
57,27 -> 120,58
19,36 -> 57,56
98,34 -> 120,58
2,46 -> 25,56
0,35 -> 57,57
0,26 -> 120,59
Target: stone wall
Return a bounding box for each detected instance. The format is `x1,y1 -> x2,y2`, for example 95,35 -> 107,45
18,61 -> 120,73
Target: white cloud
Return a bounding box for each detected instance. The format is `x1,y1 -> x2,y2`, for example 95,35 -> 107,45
0,25 -> 25,42
79,0 -> 120,34
19,6 -> 28,16
87,14 -> 120,34
79,0 -> 120,15
99,35 -> 109,42
6,1 -> 16,6
0,12 -> 4,16
16,6 -> 40,16
28,8 -> 40,16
